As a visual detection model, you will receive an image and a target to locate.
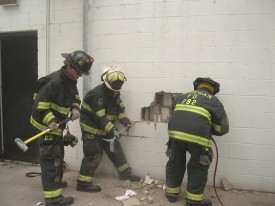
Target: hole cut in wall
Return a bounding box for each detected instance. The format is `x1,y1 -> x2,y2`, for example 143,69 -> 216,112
141,92 -> 180,123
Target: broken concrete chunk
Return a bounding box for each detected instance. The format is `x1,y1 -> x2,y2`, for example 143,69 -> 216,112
144,175 -> 154,185
221,177 -> 233,191
115,195 -> 130,201
147,196 -> 154,204
125,190 -> 137,197
122,197 -> 140,206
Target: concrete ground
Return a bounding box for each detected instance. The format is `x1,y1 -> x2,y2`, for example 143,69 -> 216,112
1,161 -> 275,206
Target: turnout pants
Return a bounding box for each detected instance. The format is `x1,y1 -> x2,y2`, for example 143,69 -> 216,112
165,138 -> 213,202
39,133 -> 65,200
78,136 -> 131,183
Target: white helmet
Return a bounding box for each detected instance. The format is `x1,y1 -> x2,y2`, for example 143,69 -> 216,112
101,66 -> 127,91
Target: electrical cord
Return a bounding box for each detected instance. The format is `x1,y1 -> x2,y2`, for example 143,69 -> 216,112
26,172 -> 41,177
211,137 -> 225,206
25,161 -> 67,177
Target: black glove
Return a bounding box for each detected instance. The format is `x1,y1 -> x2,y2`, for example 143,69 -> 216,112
106,128 -> 120,140
63,132 -> 78,147
120,117 -> 132,131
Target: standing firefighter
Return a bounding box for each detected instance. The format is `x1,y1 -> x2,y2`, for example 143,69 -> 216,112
76,66 -> 140,193
165,77 -> 229,206
30,50 -> 93,206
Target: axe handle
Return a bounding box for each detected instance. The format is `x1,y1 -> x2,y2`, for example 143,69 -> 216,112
24,117 -> 72,144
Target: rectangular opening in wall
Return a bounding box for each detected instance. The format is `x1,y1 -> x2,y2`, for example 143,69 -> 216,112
141,92 -> 181,123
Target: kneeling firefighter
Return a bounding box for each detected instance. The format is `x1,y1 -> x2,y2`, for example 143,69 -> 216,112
76,66 -> 140,193
165,77 -> 229,206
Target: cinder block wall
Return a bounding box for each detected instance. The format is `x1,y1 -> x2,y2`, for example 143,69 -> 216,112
88,0 -> 275,193
1,0 -> 275,193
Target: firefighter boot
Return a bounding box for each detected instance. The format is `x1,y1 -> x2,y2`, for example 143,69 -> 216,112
61,181 -> 68,188
76,180 -> 101,193
45,196 -> 74,206
119,170 -> 141,182
119,173 -> 141,182
186,198 -> 212,206
165,192 -> 178,203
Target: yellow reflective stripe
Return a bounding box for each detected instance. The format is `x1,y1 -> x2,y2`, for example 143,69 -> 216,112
186,191 -> 204,201
80,122 -> 106,135
38,101 -> 51,110
169,130 -> 211,148
212,123 -> 221,132
75,95 -> 80,101
116,163 -> 130,173
96,109 -> 105,117
50,102 -> 70,115
33,93 -> 38,100
106,114 -> 116,121
118,73 -> 124,81
42,112 -> 55,125
78,174 -> 93,182
72,102 -> 80,109
30,116 -> 63,136
118,113 -> 126,120
82,101 -> 92,113
104,122 -> 114,134
43,188 -> 63,199
174,104 -> 211,122
165,186 -> 181,194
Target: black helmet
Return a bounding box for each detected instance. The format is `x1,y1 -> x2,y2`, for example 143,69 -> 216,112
193,77 -> 220,95
61,50 -> 94,75
101,66 -> 127,91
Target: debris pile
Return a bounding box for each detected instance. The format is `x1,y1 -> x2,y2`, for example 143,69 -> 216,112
115,175 -> 166,205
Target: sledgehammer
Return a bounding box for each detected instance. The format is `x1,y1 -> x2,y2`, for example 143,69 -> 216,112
14,117 -> 72,152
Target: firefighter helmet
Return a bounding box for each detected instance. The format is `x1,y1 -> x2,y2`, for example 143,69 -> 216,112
193,77 -> 220,95
101,66 -> 127,91
61,50 -> 94,75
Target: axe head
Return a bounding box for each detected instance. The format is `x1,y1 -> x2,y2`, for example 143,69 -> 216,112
14,138 -> 29,152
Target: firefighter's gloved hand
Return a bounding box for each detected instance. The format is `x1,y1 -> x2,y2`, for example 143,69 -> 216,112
107,128 -> 120,140
71,108 -> 80,121
120,117 -> 132,131
48,122 -> 58,132
63,133 -> 78,147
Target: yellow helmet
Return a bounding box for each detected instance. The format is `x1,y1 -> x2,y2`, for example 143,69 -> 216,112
101,66 -> 127,91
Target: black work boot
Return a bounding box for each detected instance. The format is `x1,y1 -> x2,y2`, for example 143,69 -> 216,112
165,192 -> 178,203
186,198 -> 212,206
45,196 -> 74,206
119,173 -> 141,182
61,181 -> 68,188
76,180 -> 101,193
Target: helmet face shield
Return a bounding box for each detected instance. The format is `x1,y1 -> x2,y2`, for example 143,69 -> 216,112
62,50 -> 94,75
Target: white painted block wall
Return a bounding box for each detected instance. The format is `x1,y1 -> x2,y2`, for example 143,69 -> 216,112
0,0 -> 275,193
88,0 -> 275,193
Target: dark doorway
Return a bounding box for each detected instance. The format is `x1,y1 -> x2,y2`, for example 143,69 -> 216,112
0,31 -> 39,163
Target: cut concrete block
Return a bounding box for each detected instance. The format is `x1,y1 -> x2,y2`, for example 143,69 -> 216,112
221,177 -> 233,191
122,197 -> 140,206
144,175 -> 154,184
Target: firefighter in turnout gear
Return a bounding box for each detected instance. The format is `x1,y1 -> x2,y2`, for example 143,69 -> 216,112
77,66 -> 140,193
165,77 -> 229,206
30,50 -> 93,206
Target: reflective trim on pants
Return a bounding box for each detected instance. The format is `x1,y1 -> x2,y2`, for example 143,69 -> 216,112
186,191 -> 204,201
78,174 -> 93,182
43,188 -> 63,199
